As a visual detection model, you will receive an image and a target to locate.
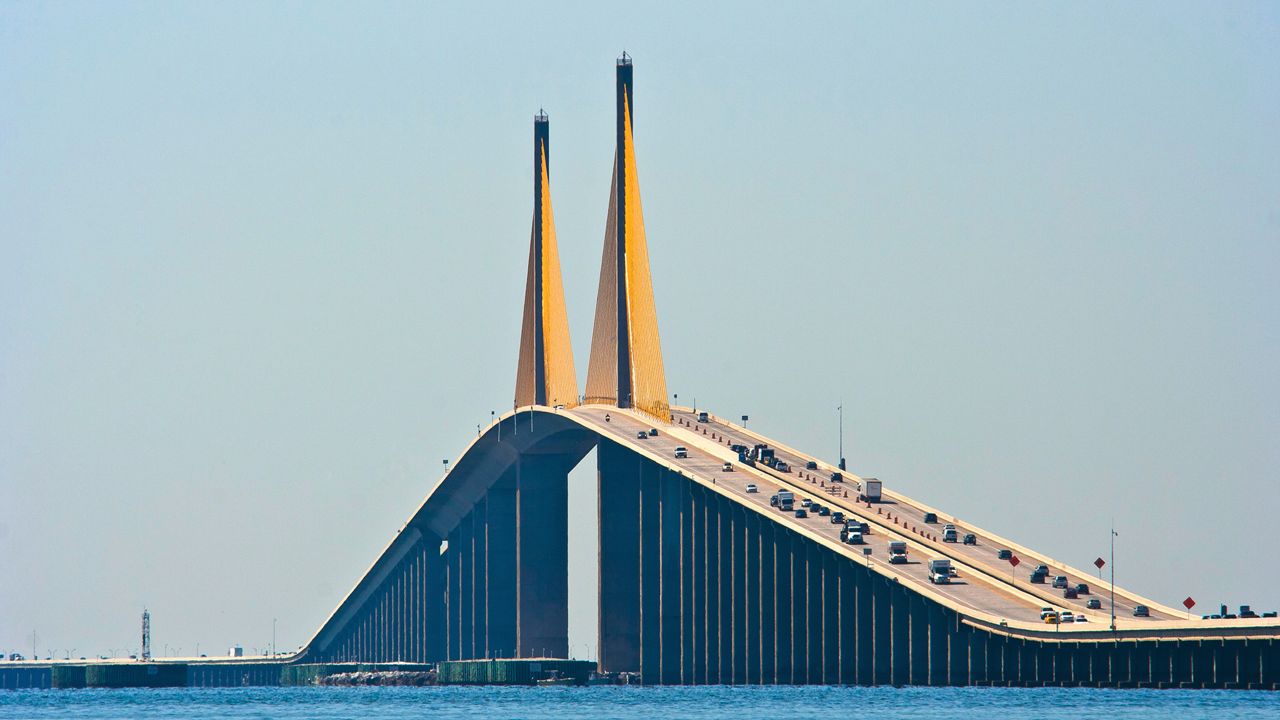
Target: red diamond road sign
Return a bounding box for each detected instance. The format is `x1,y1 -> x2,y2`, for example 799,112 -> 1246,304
1009,555 -> 1020,567
1094,557 -> 1106,569
1183,597 -> 1196,610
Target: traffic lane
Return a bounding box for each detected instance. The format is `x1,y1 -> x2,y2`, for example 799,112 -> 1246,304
676,411 -> 1160,622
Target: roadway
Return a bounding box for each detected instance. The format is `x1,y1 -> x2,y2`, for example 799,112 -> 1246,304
569,405 -> 1085,628
667,408 -> 1181,625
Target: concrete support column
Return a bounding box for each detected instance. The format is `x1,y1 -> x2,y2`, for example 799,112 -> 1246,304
459,513 -> 474,659
805,543 -> 821,683
472,499 -> 488,659
928,605 -> 949,686
716,494 -> 732,684
760,519 -> 777,684
732,506 -> 748,684
791,533 -> 808,683
744,510 -> 761,684
448,526 -> 462,660
909,592 -> 929,685
871,572 -> 890,685
705,494 -> 722,683
486,471 -> 518,658
891,585 -> 909,686
598,440 -> 641,673
822,551 -> 838,684
639,458 -> 661,683
776,527 -> 794,683
516,453 -> 568,658
680,481 -> 695,684
659,470 -> 682,684
690,485 -> 705,684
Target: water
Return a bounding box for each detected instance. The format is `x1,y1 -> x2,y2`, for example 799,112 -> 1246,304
2,686 -> 1277,719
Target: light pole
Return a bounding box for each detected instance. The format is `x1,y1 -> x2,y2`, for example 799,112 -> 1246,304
273,618 -> 277,657
1110,525 -> 1118,632
838,401 -> 846,471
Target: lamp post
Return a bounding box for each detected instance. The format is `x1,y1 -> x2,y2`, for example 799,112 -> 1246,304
1109,526 -> 1118,631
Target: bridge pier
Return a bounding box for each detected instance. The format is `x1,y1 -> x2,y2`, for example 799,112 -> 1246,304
516,453 -> 569,658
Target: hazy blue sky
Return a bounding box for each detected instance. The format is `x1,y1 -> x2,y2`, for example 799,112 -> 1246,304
2,2 -> 1278,660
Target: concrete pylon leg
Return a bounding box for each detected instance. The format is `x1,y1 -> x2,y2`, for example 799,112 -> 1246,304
516,453 -> 568,658
486,470 -> 517,658
660,470 -> 682,684
639,459 -> 661,682
598,439 -> 641,673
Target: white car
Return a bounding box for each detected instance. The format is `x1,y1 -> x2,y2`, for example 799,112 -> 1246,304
1075,615 -> 1089,623
1060,611 -> 1075,623
745,484 -> 758,493
674,447 -> 688,459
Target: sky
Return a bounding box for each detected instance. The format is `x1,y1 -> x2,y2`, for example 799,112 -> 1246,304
2,2 -> 1278,660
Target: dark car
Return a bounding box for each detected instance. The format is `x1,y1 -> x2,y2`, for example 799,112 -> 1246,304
1133,605 -> 1150,618
817,505 -> 830,517
1086,598 -> 1102,610
648,428 -> 658,436
830,472 -> 843,483
1030,571 -> 1047,584
1034,564 -> 1050,575
636,431 -> 648,439
1074,583 -> 1090,595
794,508 -> 808,519
924,512 -> 938,523
962,533 -> 977,545
1063,588 -> 1079,599
830,512 -> 845,524
997,549 -> 1013,560
806,461 -> 818,470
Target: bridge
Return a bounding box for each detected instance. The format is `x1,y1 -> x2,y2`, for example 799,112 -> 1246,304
5,55 -> 1278,690
287,56 -> 1280,688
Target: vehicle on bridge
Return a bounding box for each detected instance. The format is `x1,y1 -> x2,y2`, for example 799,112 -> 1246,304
770,490 -> 794,510
929,559 -> 952,584
889,541 -> 908,564
858,478 -> 882,502
673,446 -> 688,459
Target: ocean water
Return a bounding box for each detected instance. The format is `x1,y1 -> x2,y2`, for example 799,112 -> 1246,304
1,685 -> 1277,719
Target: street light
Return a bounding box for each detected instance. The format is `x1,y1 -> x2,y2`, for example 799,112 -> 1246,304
1110,525 -> 1118,632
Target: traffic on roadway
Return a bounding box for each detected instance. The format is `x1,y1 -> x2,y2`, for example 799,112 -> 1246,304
567,404 -> 1134,630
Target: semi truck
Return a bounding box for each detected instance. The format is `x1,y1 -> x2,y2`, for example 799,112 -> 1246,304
928,559 -> 953,584
889,541 -> 908,564
859,478 -> 883,503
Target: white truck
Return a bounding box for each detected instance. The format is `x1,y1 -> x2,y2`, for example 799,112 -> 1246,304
889,541 -> 908,564
770,490 -> 795,511
928,559 -> 952,584
859,478 -> 882,503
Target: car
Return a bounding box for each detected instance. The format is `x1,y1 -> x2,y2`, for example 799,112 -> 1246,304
963,533 -> 977,545
801,498 -> 813,508
943,523 -> 956,532
1086,598 -> 1102,610
997,549 -> 1013,560
830,512 -> 845,524
723,462 -> 734,472
637,431 -> 648,439
1074,583 -> 1090,595
1063,588 -> 1079,599
648,428 -> 658,436
830,472 -> 843,483
794,508 -> 808,518
1052,576 -> 1069,589
1034,564 -> 1050,576
1060,611 -> 1075,624
1030,571 -> 1047,584
1039,607 -> 1055,619
1043,612 -> 1059,624
1133,605 -> 1150,618
745,484 -> 758,493
847,532 -> 864,544
697,412 -> 709,422
816,505 -> 830,517
942,529 -> 958,542
775,461 -> 791,473
924,512 -> 938,523
806,461 -> 818,470
674,447 -> 688,459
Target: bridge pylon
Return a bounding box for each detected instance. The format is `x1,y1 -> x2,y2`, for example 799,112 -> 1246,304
584,54 -> 671,422
515,111 -> 579,409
